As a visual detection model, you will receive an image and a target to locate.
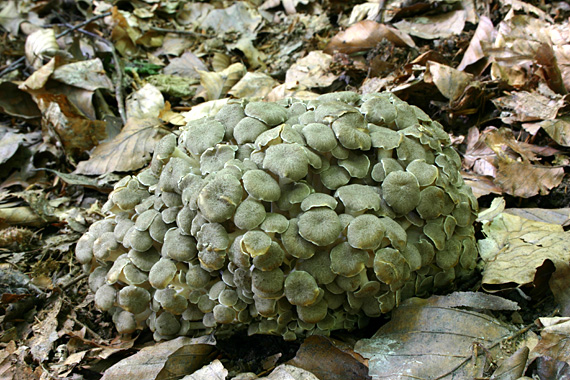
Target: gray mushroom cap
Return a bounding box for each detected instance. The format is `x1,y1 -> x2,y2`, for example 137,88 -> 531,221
381,171 -> 421,215
197,174 -> 243,222
284,271 -> 320,306
297,208 -> 342,246
242,169 -> 281,202
262,143 -> 309,181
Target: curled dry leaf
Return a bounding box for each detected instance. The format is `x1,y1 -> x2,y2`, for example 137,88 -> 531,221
25,28 -> 59,70
228,72 -> 278,99
457,16 -> 495,71
51,59 -> 113,91
324,20 -> 415,55
74,117 -> 167,175
492,87 -> 564,124
198,62 -> 246,101
126,83 -> 165,119
479,212 -> 570,292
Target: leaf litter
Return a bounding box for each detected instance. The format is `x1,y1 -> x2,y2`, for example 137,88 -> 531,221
1,0 -> 570,378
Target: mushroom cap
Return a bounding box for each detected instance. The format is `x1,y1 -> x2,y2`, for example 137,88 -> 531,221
335,184 -> 381,214
262,143 -> 309,181
114,310 -> 137,334
338,152 -> 370,179
297,207 -> 342,246
128,247 -> 160,272
406,159 -> 438,187
155,312 -> 181,336
416,186 -> 445,220
252,268 -> 284,297
213,304 -> 236,324
260,213 -> 289,234
148,258 -> 177,289
282,218 -> 316,259
242,169 -> 281,202
197,174 -> 243,222
381,171 -> 421,215
234,117 -> 269,145
95,284 -> 116,311
347,214 -> 385,250
162,227 -> 198,262
118,285 -> 151,314
330,242 -> 368,277
233,197 -> 266,230
215,102 -> 245,140
200,144 -> 237,175
252,241 -> 284,271
300,193 -> 338,212
284,271 -> 320,306
241,230 -> 272,257
182,117 -> 225,156
320,165 -> 351,190
297,299 -> 328,323
245,101 -> 288,126
296,250 -> 336,285
301,123 -> 338,152
75,233 -> 95,264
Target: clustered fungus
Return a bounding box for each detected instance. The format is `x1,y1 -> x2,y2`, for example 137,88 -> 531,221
76,92 -> 478,341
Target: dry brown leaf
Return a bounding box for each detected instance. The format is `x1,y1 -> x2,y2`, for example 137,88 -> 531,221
101,336 -> 216,380
284,51 -> 338,90
424,61 -> 473,101
181,359 -> 227,380
74,117 -> 166,175
0,82 -> 40,119
261,364 -> 319,380
457,16 -> 495,71
495,159 -> 564,198
504,208 -> 570,227
393,9 -> 466,39
163,51 -> 208,78
228,72 -> 278,99
35,93 -> 108,157
492,87 -> 564,124
126,83 -> 165,119
479,212 -> 570,292
287,335 -> 370,380
530,318 -> 570,365
200,2 -> 261,38
27,297 -> 62,362
355,292 -> 519,379
51,59 -> 113,91
491,346 -> 529,379
463,173 -> 503,198
532,117 -> 570,147
324,20 -> 415,55
463,127 -> 497,176
198,62 -> 246,101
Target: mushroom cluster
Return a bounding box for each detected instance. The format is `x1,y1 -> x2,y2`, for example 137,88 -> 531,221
76,92 -> 478,341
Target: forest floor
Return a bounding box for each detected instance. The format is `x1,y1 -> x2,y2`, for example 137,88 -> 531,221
1,0 -> 570,379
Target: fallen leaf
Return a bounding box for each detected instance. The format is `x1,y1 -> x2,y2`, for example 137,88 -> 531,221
198,62 -> 246,101
28,297 -> 62,362
163,51 -> 208,78
495,159 -> 564,198
101,336 -> 215,380
490,346 -> 528,379
74,117 -> 167,175
261,364 -> 319,379
324,20 -> 415,55
228,72 -> 278,99
457,16 -> 495,71
532,117 -> 570,147
478,213 -> 570,292
355,292 -> 519,379
200,2 -> 261,38
51,59 -> 113,91
181,359 -> 227,380
284,51 -> 338,90
287,335 -> 370,380
530,318 -> 570,366
394,9 -> 466,40
504,208 -> 570,227
425,61 -> 473,101
0,82 -> 41,119
126,83 -> 165,119
492,87 -> 564,124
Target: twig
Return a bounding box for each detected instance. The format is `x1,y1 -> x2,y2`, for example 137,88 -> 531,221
149,26 -> 210,38
59,272 -> 88,292
0,11 -> 112,78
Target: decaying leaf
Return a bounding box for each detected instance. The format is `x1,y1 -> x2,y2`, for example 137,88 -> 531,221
531,117 -> 570,147
180,359 -> 227,380
492,87 -> 564,124
126,83 -> 165,119
531,318 -> 570,364
457,16 -> 495,71
228,72 -> 278,99
101,336 -> 216,380
25,28 -> 60,70
27,297 -> 62,362
284,51 -> 338,90
495,159 -> 564,198
478,212 -> 570,292
74,117 -> 167,175
355,292 -> 519,379
324,20 -> 415,55
0,82 -> 41,119
425,61 -> 473,101
51,59 -> 113,91
198,63 -> 246,101
393,9 -> 466,39
287,336 -> 370,380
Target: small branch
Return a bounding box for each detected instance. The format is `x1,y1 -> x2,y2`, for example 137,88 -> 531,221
149,26 -> 210,38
